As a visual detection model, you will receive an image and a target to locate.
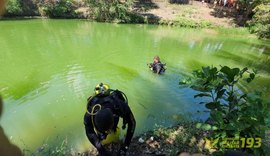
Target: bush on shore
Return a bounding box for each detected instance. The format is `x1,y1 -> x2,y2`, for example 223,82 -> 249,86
248,3 -> 270,39
5,0 -> 23,16
3,0 -> 143,22
38,0 -> 77,18
4,0 -> 40,16
180,66 -> 270,155
84,0 -> 143,23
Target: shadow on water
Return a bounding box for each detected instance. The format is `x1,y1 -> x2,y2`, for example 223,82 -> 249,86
0,96 -> 23,156
214,50 -> 270,73
106,62 -> 140,80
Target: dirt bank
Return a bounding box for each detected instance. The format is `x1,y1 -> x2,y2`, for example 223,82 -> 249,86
132,0 -> 237,27
85,122 -> 210,156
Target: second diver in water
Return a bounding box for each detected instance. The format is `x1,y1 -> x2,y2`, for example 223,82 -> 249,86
148,55 -> 166,74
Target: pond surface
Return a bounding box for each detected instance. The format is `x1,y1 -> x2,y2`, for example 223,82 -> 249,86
0,19 -> 269,153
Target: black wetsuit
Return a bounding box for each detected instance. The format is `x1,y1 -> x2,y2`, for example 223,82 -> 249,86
149,61 -> 166,74
83,90 -> 136,155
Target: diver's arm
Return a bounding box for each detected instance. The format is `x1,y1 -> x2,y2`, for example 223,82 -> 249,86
114,90 -> 136,146
83,113 -> 108,155
113,90 -> 126,102
123,108 -> 136,146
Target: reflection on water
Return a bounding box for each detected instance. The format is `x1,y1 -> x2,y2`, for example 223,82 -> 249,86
0,19 -> 269,153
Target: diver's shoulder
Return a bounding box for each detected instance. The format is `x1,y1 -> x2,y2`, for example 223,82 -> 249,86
110,89 -> 123,96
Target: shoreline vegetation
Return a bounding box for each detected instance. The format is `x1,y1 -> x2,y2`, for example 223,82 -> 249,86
0,1 -> 240,28
1,0 -> 269,38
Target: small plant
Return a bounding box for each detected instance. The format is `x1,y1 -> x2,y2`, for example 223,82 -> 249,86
180,66 -> 270,155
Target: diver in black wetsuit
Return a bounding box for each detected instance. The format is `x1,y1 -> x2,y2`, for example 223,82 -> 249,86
84,83 -> 136,156
148,55 -> 166,74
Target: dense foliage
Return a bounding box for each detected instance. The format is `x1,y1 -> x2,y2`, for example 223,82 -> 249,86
4,0 -> 40,16
248,3 -> 270,39
38,0 -> 77,18
5,0 -> 23,16
180,66 -> 270,155
235,0 -> 267,17
85,0 -> 142,23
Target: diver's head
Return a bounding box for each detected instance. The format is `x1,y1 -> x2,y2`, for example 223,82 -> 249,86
94,108 -> 114,132
94,83 -> 110,96
153,55 -> 160,63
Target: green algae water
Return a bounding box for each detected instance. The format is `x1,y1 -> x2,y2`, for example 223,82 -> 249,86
0,19 -> 269,153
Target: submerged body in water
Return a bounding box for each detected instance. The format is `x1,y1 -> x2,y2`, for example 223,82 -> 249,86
148,56 -> 166,74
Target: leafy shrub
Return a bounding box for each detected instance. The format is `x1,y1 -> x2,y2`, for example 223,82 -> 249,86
180,66 -> 270,155
236,0 -> 264,16
38,0 -> 77,18
5,0 -> 23,16
85,0 -> 135,23
248,3 -> 270,39
127,12 -> 144,23
20,0 -> 39,16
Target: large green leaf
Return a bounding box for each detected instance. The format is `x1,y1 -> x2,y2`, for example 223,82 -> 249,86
205,102 -> 220,109
195,123 -> 203,128
211,126 -> 218,130
220,66 -> 240,83
216,89 -> 226,100
201,123 -> 212,130
194,93 -> 212,98
220,66 -> 231,76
